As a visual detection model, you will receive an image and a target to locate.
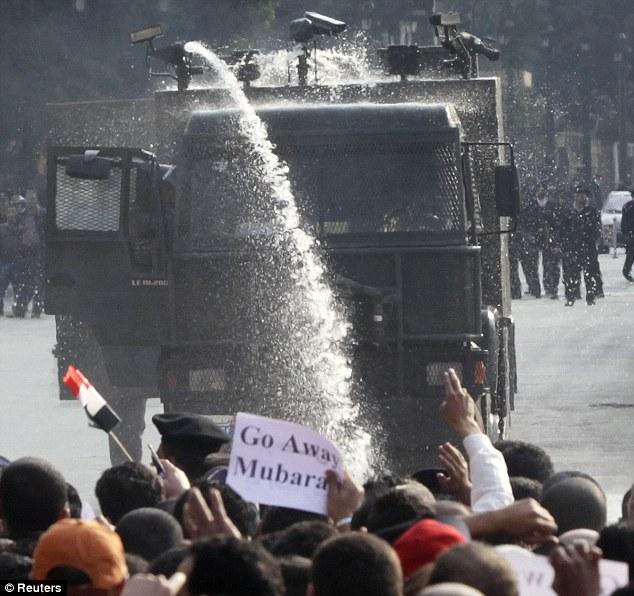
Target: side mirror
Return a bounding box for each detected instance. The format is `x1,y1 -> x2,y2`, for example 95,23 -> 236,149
495,164 -> 520,217
65,151 -> 113,180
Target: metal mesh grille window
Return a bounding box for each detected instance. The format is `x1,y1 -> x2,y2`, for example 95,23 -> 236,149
284,142 -> 465,236
55,164 -> 121,232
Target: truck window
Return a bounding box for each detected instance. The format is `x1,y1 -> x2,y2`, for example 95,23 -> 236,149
55,163 -> 121,232
184,140 -> 465,250
280,142 -> 465,237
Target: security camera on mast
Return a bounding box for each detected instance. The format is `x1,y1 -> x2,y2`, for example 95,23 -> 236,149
289,12 -> 347,86
130,24 -> 205,91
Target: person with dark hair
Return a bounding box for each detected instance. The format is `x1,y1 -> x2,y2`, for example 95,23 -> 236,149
66,483 -> 82,519
0,458 -> 68,553
349,475 -> 413,531
439,369 -> 514,512
278,556 -> 311,596
540,476 -> 607,535
185,536 -> 284,596
174,480 -> 258,538
494,440 -> 554,483
621,192 -> 634,282
116,508 -> 183,562
541,470 -> 603,496
268,520 -> 337,558
125,553 -> 149,575
310,533 -> 402,596
153,413 -> 231,481
258,505 -> 327,535
428,542 -> 518,596
364,484 -> 436,535
0,202 -> 20,316
597,524 -> 634,580
509,477 -> 542,501
149,544 -> 191,577
561,187 -> 602,306
523,185 -> 561,299
95,462 -> 164,524
19,189 -> 46,317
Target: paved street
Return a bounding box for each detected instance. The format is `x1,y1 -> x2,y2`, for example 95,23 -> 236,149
0,251 -> 632,518
512,250 -> 634,520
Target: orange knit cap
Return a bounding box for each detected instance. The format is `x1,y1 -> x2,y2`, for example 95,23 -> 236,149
32,519 -> 127,589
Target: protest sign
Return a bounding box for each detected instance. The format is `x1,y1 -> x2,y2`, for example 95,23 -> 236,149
227,412 -> 343,515
497,546 -> 628,596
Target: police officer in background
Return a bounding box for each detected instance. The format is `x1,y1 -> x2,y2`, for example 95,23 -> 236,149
518,190 -> 542,297
521,185 -> 559,298
621,190 -> 634,282
562,187 -> 602,306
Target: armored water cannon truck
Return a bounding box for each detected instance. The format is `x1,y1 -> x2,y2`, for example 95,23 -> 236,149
46,13 -> 519,472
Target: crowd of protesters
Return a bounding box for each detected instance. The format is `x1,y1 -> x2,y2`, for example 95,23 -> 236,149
1,369 -> 633,596
510,179 -> 614,307
0,189 -> 46,318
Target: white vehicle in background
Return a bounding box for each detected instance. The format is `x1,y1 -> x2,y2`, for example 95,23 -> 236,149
599,190 -> 632,253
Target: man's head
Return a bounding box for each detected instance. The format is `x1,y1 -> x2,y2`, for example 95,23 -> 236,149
509,477 -> 542,501
95,462 -> 163,524
574,188 -> 590,210
428,542 -> 518,596
597,524 -> 634,580
153,413 -> 231,480
278,556 -> 311,596
494,441 -> 554,483
393,518 -> 467,579
540,476 -> 607,534
0,458 -> 68,540
185,536 -> 284,596
258,506 -> 327,535
268,520 -> 338,558
365,483 -> 436,537
116,507 -> 183,562
31,519 -> 128,589
310,533 -> 403,596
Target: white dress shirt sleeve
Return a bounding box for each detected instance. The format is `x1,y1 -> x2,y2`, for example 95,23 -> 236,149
463,433 -> 514,512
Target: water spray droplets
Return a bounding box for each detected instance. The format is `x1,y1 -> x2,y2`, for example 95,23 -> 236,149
186,42 -> 371,478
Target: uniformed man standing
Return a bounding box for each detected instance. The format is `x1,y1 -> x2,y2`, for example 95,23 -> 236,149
518,190 -> 542,298
621,191 -> 634,282
521,186 -> 559,298
153,412 -> 231,481
561,188 -> 602,306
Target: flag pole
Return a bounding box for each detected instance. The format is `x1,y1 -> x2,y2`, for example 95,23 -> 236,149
108,431 -> 134,462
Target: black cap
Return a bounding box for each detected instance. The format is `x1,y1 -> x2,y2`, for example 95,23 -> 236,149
152,412 -> 231,452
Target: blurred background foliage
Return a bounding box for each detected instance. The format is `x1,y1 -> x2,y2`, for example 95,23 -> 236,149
1,0 -> 633,190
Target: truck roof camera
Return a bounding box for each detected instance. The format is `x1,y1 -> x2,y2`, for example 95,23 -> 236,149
304,12 -> 347,36
290,11 -> 346,44
130,25 -> 164,45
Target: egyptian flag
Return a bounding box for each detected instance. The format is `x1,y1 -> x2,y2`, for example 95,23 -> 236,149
63,366 -> 121,433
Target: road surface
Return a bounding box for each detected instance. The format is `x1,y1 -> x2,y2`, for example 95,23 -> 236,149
0,252 -> 632,519
512,250 -> 634,520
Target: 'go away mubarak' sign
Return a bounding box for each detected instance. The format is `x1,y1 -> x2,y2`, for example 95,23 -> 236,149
227,412 -> 344,515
